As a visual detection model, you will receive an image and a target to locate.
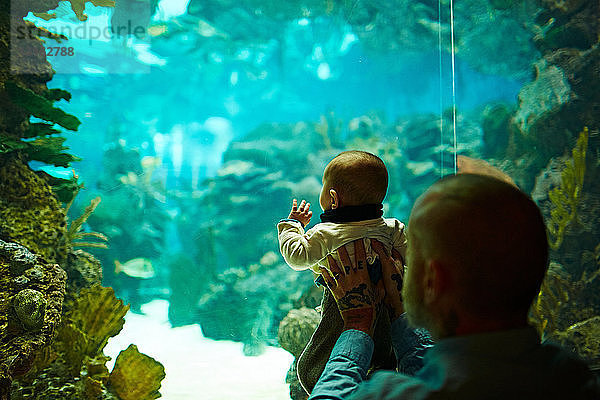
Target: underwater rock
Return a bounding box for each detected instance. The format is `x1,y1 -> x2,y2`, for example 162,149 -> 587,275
64,250 -> 103,296
535,0 -> 599,53
513,59 -> 575,141
278,307 -> 320,359
286,361 -> 308,400
481,103 -> 513,158
531,156 -> 566,203
107,344 -> 165,400
0,154 -> 69,266
197,261 -> 314,347
24,267 -> 45,282
0,241 -> 38,275
10,285 -> 134,399
13,289 -> 46,331
0,239 -> 66,391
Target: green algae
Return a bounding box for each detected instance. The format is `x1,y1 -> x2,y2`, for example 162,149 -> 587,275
5,81 -> 80,131
547,127 -> 588,250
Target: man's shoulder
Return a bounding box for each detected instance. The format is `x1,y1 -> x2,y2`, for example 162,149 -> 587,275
349,371 -> 430,399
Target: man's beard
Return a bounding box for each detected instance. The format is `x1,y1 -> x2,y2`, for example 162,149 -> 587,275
402,276 -> 458,338
402,271 -> 438,333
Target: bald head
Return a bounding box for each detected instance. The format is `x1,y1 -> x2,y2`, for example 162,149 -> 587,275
409,174 -> 549,320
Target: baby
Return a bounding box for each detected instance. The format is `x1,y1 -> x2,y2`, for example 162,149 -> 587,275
277,150 -> 407,393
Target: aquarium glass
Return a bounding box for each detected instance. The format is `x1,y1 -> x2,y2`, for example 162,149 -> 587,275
2,0 -> 599,398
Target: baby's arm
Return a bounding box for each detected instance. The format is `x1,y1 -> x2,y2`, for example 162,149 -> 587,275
277,216 -> 328,271
391,219 -> 407,264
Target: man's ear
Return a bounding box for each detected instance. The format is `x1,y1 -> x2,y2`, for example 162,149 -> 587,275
423,259 -> 446,305
329,189 -> 339,209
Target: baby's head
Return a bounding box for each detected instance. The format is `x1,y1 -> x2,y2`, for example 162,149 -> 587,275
319,150 -> 388,210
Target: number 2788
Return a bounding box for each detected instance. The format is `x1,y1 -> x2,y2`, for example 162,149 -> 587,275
46,47 -> 74,56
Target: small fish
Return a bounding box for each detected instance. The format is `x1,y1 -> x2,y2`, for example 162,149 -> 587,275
114,258 -> 155,279
147,24 -> 168,37
195,19 -> 228,39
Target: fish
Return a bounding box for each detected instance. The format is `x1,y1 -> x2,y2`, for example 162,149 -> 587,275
147,24 -> 168,37
114,258 -> 155,279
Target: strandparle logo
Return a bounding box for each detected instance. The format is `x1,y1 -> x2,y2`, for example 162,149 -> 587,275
11,2 -> 153,75
14,20 -> 147,43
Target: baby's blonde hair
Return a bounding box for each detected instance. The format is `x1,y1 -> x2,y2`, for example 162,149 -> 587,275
324,150 -> 388,206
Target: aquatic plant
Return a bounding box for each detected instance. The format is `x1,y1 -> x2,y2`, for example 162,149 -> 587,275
530,246 -> 600,342
5,81 -> 80,131
64,193 -> 109,251
546,127 -> 588,250
107,344 -> 165,400
1,81 -> 81,167
529,262 -> 570,340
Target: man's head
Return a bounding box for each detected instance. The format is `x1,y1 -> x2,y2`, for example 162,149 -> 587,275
319,150 -> 388,211
402,173 -> 549,339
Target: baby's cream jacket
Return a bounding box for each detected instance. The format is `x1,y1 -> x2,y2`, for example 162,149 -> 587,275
277,217 -> 406,273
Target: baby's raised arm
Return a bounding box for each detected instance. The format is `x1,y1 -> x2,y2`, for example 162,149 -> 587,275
287,198 -> 312,227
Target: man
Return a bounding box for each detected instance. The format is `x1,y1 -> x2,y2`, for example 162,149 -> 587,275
309,173 -> 599,399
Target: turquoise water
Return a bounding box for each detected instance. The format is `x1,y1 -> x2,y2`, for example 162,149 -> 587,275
11,0 -> 600,398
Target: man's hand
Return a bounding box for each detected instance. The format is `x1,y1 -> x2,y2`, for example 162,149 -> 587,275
372,240 -> 405,322
288,199 -> 312,227
320,240 -> 383,336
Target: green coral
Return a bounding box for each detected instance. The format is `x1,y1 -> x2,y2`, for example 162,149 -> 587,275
37,171 -> 82,204
546,127 -> 588,250
1,81 -> 82,172
5,81 -> 80,131
107,344 -> 165,400
64,191 -> 108,251
529,262 -> 570,340
530,251 -> 600,343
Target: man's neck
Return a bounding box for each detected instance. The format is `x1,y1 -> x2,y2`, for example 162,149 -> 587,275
453,315 -> 529,337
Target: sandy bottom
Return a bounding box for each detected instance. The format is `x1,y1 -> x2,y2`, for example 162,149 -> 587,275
104,300 -> 294,400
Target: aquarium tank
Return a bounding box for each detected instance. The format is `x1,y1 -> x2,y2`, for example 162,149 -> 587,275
1,0 -> 599,398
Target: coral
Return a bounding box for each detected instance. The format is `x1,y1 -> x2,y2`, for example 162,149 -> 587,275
1,81 -> 81,169
197,260 -> 314,350
481,103 -> 513,158
63,285 -> 129,357
12,289 -> 47,331
4,81 -> 80,131
286,361 -> 308,400
11,285 -> 151,399
0,154 -> 68,266
277,307 -> 320,359
107,344 -> 165,400
530,253 -> 600,355
0,239 -> 67,394
37,170 -> 82,204
550,316 -> 600,371
546,127 -> 588,250
65,193 -> 108,251
63,250 -> 103,296
529,262 -> 570,340
513,60 -> 575,140
534,0 -> 599,53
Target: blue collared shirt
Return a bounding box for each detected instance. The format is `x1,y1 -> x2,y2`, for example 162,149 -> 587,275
309,316 -> 600,399
309,314 -> 433,400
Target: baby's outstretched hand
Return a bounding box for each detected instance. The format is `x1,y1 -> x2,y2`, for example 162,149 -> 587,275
288,199 -> 312,227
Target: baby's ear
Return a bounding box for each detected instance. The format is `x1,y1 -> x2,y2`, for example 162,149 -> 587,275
329,189 -> 339,209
